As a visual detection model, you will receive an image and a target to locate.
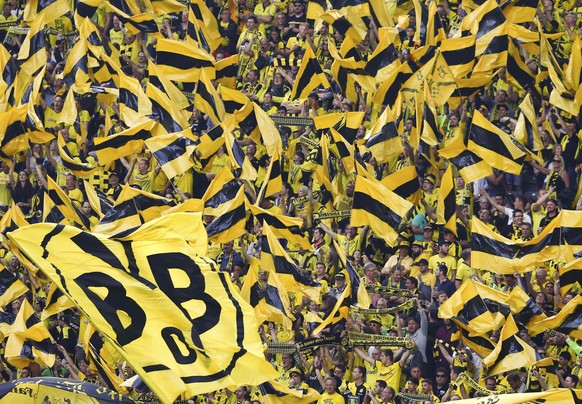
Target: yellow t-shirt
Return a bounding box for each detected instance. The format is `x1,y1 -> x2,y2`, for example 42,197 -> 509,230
0,172 -> 15,206
336,234 -> 361,256
67,188 -> 84,208
317,392 -> 344,404
130,170 -> 156,193
428,254 -> 457,274
376,360 -> 403,392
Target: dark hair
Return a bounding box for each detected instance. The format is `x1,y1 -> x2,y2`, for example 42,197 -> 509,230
381,349 -> 394,361
567,374 -> 580,385
334,364 -> 346,372
437,264 -> 448,276
354,365 -> 366,378
560,351 -> 572,361
507,372 -> 521,382
407,377 -> 419,385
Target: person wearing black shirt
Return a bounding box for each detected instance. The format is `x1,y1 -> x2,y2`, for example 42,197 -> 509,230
343,366 -> 370,404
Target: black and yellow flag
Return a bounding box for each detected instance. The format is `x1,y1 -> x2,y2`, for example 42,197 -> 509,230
41,282 -> 75,321
23,0 -> 69,24
79,315 -> 127,394
506,286 -> 547,328
557,244 -> 582,296
74,0 -> 101,25
439,34 -> 475,79
470,216 -> 560,275
61,20 -> 92,87
259,379 -> 321,404
146,79 -> 189,135
118,72 -> 153,127
0,266 -> 28,310
502,0 -> 538,24
438,133 -> 493,183
457,325 -> 495,358
467,111 -> 525,175
321,5 -> 369,43
156,37 -> 215,83
530,357 -> 559,390
365,28 -> 399,84
372,60 -> 415,108
5,299 -> 55,368
506,40 -> 535,92
483,314 -> 536,376
224,129 -> 257,181
461,0 -> 506,57
57,132 -> 99,177
249,204 -> 311,250
351,175 -> 413,247
205,187 -> 247,243
329,128 -> 355,174
290,44 -> 331,100
47,176 -> 92,230
365,106 -> 403,164
0,202 -> 29,234
565,36 -> 582,91
412,0 -> 446,46
187,0 -> 221,52
42,196 -> 66,225
420,88 -> 443,147
0,105 -> 28,161
335,240 -> 371,309
240,258 -> 294,329
94,118 -> 155,166
438,279 -> 508,336
18,18 -> 48,80
528,294 -> 582,339
514,93 -> 542,152
95,184 -> 175,237
194,68 -> 225,125
256,149 -> 283,204
104,0 -> 164,34
381,166 -> 421,206
331,111 -> 365,144
196,120 -> 228,159
215,54 -> 239,89
83,321 -> 129,394
202,166 -> 237,216
147,58 -> 190,110
311,243 -> 365,335
145,129 -> 197,179
254,103 -> 283,157
83,180 -> 113,220
436,164 -> 457,235
306,0 -> 326,26
0,44 -> 17,100
261,223 -> 321,303
7,214 -> 279,403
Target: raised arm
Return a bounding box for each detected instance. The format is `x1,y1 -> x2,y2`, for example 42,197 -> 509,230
354,346 -> 375,366
319,221 -> 338,241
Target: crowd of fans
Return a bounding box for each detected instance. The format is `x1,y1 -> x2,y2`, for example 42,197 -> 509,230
1,0 -> 582,402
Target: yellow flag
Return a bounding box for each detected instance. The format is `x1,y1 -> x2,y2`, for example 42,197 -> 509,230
7,216 -> 279,403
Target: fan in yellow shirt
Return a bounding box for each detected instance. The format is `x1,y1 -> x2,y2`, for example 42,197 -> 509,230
124,157 -> 161,193
354,346 -> 412,393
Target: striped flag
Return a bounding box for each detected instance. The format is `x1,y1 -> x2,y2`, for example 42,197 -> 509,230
351,175 -> 413,247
